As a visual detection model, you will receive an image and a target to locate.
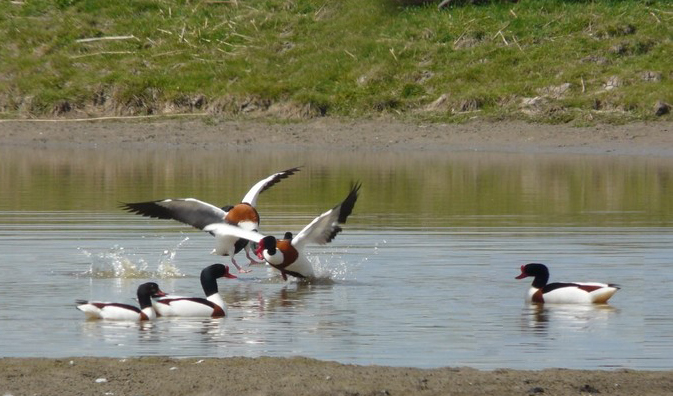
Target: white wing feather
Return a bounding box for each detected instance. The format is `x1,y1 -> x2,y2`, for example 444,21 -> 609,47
241,167 -> 301,207
291,182 -> 360,250
292,207 -> 340,250
204,223 -> 265,242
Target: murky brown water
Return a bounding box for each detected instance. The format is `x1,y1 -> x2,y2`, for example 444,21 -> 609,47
1,146 -> 673,369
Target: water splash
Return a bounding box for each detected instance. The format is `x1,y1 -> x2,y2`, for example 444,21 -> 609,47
78,245 -> 152,278
156,237 -> 189,278
307,249 -> 362,283
78,238 -> 188,279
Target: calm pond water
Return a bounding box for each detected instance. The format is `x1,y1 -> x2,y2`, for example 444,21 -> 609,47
1,145 -> 673,370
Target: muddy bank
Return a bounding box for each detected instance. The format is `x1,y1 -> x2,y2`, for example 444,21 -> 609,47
1,357 -> 673,396
3,118 -> 673,395
1,117 -> 673,156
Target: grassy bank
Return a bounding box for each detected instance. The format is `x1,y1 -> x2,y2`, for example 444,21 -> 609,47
0,0 -> 671,123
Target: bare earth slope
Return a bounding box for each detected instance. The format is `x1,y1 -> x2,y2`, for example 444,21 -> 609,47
1,118 -> 672,156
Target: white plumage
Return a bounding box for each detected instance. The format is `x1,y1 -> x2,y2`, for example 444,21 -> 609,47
76,282 -> 166,321
517,263 -> 619,304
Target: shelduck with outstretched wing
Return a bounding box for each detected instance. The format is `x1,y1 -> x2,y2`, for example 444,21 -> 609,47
205,182 -> 361,280
120,167 -> 301,273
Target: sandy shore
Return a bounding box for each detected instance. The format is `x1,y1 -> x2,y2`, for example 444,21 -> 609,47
2,117 -> 673,395
1,117 -> 673,155
1,356 -> 673,396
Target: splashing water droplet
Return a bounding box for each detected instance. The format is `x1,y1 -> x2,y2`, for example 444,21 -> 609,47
156,237 -> 188,278
79,238 -> 187,279
310,249 -> 359,282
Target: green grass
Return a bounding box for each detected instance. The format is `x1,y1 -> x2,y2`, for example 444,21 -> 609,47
0,0 -> 671,123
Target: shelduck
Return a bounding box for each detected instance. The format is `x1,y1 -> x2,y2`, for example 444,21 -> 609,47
121,167 -> 301,273
153,263 -> 237,318
76,282 -> 166,321
516,263 -> 620,304
205,182 -> 361,280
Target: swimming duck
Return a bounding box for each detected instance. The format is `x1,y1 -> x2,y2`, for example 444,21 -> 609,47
516,263 -> 620,304
121,167 -> 301,273
76,282 -> 167,321
206,183 -> 360,280
153,263 -> 237,318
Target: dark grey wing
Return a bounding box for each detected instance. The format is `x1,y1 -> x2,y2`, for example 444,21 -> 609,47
241,166 -> 302,207
120,198 -> 227,230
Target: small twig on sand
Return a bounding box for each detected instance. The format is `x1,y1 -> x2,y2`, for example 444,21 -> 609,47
453,31 -> 466,48
543,16 -> 563,29
497,31 -> 509,46
646,7 -> 672,15
70,51 -> 135,59
512,36 -> 523,51
152,50 -> 184,58
179,24 -> 186,42
492,22 -> 511,44
76,35 -> 137,43
231,32 -> 253,41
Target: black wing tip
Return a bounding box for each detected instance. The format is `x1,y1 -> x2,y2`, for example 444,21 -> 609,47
258,166 -> 303,194
336,181 -> 361,224
119,202 -> 144,214
350,181 -> 362,195
118,201 -> 149,213
75,299 -> 89,305
275,166 -> 303,180
272,166 -> 302,179
326,226 -> 344,243
118,200 -> 173,219
118,200 -> 155,208
284,165 -> 303,174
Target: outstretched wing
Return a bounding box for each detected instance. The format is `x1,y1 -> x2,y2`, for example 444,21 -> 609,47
204,222 -> 266,242
292,182 -> 360,249
120,198 -> 227,230
241,166 -> 302,207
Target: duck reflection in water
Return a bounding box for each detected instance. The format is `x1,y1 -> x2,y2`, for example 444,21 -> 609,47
80,319 -> 161,344
224,281 -> 322,318
522,304 -> 619,336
